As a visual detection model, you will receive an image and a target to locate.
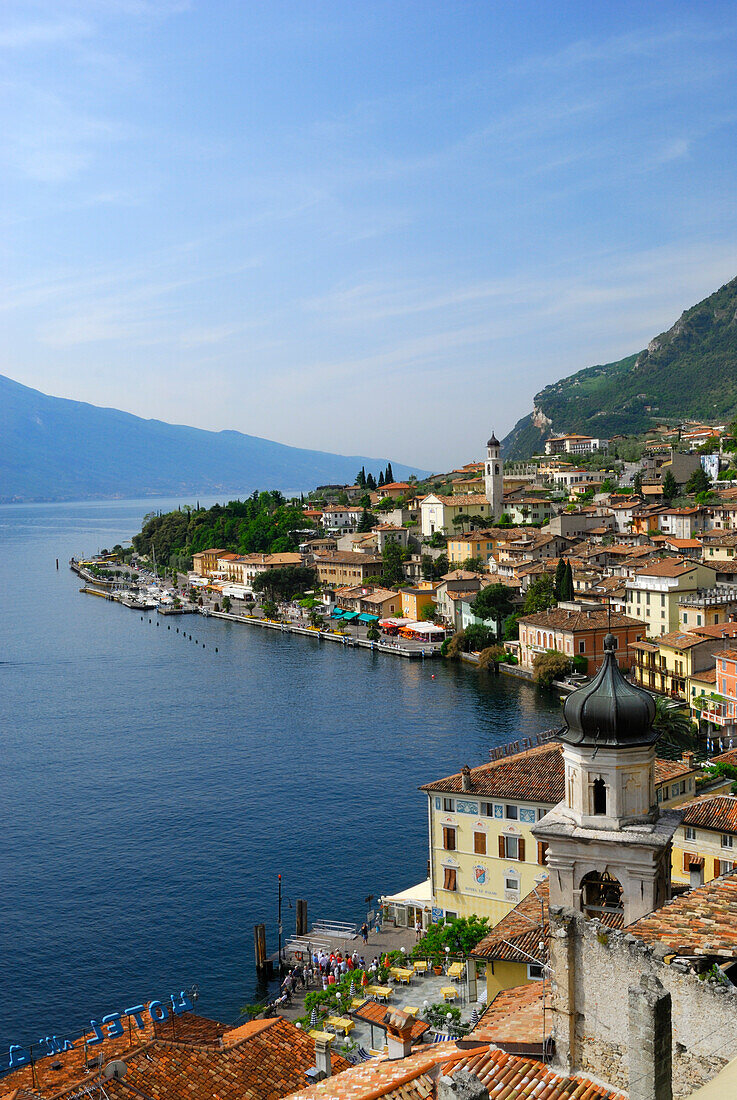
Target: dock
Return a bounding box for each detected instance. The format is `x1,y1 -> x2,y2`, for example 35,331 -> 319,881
207,610 -> 440,659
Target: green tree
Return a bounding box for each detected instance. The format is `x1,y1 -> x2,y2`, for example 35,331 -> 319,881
652,697 -> 697,755
503,613 -> 521,641
470,584 -> 515,638
411,915 -> 490,960
382,541 -> 406,586
523,574 -> 556,613
553,558 -> 566,600
452,512 -> 471,534
385,462 -> 394,483
366,621 -> 381,641
662,470 -> 678,501
632,470 -> 643,495
366,472 -> 377,490
461,556 -> 487,573
533,649 -> 570,687
378,470 -> 385,487
562,560 -> 574,601
252,566 -> 319,602
221,595 -> 231,612
357,507 -> 375,532
308,608 -> 324,629
686,467 -> 711,495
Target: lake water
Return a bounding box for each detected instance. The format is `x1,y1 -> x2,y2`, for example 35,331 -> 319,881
0,498 -> 562,1057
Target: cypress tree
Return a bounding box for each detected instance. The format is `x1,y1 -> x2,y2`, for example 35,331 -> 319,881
386,462 -> 394,483
553,557 -> 566,600
564,561 -> 574,600
378,470 -> 385,487
366,472 -> 376,490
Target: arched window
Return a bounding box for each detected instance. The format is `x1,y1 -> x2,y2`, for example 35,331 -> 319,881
580,871 -> 623,920
593,778 -> 607,815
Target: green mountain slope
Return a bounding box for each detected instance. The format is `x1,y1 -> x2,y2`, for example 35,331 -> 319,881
502,275 -> 737,458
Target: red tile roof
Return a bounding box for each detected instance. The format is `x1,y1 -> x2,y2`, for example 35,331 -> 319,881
473,882 -> 548,962
420,744 -> 692,800
680,795 -> 737,833
465,984 -> 550,1049
631,559 -> 699,578
444,1046 -> 623,1099
351,1001 -> 428,1042
518,609 -> 642,632
284,1044 -> 464,1100
627,871 -> 737,955
0,1015 -> 350,1100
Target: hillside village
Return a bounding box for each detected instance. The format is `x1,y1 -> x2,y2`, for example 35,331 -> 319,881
65,419 -> 737,1100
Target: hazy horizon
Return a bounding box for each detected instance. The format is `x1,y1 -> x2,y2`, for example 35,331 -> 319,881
3,1 -> 737,469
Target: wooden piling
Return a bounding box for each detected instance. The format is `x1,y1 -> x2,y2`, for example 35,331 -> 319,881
254,923 -> 267,976
296,898 -> 308,936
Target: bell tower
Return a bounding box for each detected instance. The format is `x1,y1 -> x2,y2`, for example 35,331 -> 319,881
533,634 -> 680,926
484,432 -> 502,522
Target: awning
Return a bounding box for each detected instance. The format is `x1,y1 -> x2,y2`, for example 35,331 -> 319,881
358,613 -> 379,622
330,608 -> 345,618
380,617 -> 409,626
380,878 -> 434,908
404,621 -> 445,635
341,611 -> 359,621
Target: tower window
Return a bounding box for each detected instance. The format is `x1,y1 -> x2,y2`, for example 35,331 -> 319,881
592,778 -> 607,815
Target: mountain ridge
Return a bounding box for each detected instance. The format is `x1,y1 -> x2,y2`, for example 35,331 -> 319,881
0,373 -> 428,503
502,275 -> 737,459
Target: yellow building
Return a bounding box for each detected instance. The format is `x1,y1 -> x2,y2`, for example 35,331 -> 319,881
420,742 -> 700,926
672,795 -> 737,887
631,630 -> 722,701
447,531 -> 498,566
401,583 -> 438,620
192,548 -> 227,576
472,880 -> 548,1000
624,559 -> 718,637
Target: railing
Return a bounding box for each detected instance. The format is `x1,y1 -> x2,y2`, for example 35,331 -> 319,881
312,919 -> 358,939
489,728 -> 559,762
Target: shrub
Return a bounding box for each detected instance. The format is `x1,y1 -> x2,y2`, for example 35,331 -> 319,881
533,649 -> 570,688
477,645 -> 506,671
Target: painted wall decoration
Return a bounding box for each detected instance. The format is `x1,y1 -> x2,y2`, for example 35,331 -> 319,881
7,991 -> 193,1070
493,804 -> 503,819
473,865 -> 488,885
519,807 -> 537,823
434,797 -> 441,810
455,800 -> 479,815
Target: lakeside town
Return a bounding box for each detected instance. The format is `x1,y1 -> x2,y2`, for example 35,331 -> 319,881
46,420 -> 737,1099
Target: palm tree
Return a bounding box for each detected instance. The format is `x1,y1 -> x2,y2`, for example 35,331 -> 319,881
652,696 -> 697,756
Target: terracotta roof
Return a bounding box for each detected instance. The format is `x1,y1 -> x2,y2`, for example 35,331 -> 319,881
466,984 -> 551,1048
0,1015 -> 350,1100
314,552 -> 383,564
691,622 -> 737,639
442,1047 -> 623,1100
421,494 -> 490,506
656,631 -> 710,650
692,667 -> 718,684
420,742 -> 564,801
518,609 -> 642,632
680,795 -> 737,833
421,744 -> 687,800
473,881 -> 548,961
627,871 -> 737,956
631,559 -> 698,578
712,746 -> 737,765
351,1000 -> 428,1042
283,1044 -> 464,1100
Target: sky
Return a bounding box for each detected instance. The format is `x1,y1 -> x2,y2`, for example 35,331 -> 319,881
2,2 -> 737,471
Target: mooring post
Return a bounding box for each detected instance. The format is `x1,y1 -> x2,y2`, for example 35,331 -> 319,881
254,923 -> 267,976
296,898 -> 308,936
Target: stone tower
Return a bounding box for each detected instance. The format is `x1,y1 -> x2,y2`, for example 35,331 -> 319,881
484,432 -> 502,522
533,634 -> 680,926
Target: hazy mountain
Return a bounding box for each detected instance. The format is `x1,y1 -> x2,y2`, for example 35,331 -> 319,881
502,275 -> 737,459
0,374 -> 427,503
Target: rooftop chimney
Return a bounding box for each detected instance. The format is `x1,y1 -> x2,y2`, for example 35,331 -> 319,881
461,765 -> 473,792
384,1009 -> 415,1060
313,1033 -> 333,1079
681,751 -> 695,770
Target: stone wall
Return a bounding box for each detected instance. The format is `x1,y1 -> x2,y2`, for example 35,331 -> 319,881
549,906 -> 737,1098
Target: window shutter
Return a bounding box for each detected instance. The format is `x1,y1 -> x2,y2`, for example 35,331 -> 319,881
498,835 -> 506,859
518,838 -> 526,862
443,867 -> 457,891
474,832 -> 486,855
683,850 -> 692,873
714,858 -> 721,878
537,841 -> 548,866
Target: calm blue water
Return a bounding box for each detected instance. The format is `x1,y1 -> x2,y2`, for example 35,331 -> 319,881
0,498 -> 562,1057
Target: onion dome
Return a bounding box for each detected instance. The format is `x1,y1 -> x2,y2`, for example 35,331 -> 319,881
560,633 -> 658,748
487,432 -> 500,447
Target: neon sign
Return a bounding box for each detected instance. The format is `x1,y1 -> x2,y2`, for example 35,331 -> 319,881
7,991 -> 193,1070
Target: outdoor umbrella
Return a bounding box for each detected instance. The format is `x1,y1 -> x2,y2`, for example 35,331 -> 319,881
310,1007 -> 318,1029
361,971 -> 369,987
469,1007 -> 480,1029
350,981 -> 356,997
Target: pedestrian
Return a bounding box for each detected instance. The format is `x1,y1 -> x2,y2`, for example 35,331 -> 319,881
415,918 -> 423,941
360,922 -> 369,944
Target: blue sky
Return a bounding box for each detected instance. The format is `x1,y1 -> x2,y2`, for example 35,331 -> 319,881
2,1 -> 737,471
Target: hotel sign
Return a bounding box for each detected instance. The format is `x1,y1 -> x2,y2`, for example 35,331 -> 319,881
7,990 -> 194,1070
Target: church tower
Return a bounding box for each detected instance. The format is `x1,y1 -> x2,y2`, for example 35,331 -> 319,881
533,634 -> 679,926
484,432 -> 502,522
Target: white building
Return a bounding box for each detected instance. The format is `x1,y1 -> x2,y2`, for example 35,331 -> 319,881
484,432 -> 503,521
